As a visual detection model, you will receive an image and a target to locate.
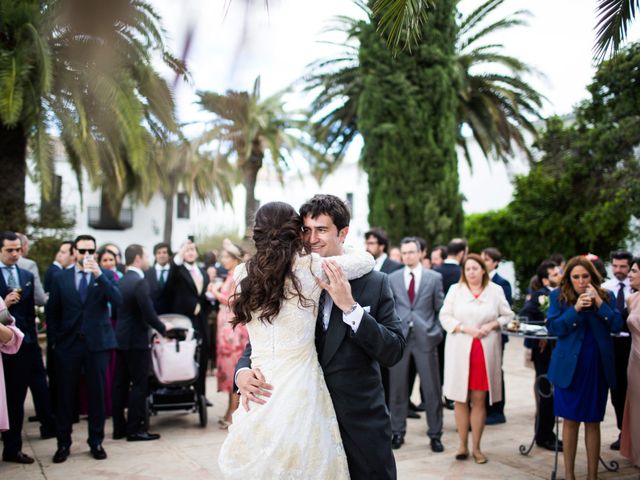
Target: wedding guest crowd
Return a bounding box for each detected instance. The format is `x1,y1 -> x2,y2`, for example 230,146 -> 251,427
0,222 -> 638,476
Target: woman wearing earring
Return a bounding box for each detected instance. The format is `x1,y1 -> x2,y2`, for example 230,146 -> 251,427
547,256 -> 623,480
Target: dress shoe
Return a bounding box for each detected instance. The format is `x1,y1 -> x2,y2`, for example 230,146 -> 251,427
391,434 -> 404,449
444,399 -> 454,410
127,432 -> 161,442
3,451 -> 35,464
53,446 -> 70,464
90,445 -> 107,460
28,415 -> 39,423
485,413 -> 506,425
112,431 -> 126,440
409,401 -> 425,413
537,438 -> 563,452
430,438 -> 444,453
610,436 -> 621,451
205,399 -> 213,407
407,410 -> 420,419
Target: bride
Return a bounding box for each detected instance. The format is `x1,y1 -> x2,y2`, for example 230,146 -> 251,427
218,201 -> 374,479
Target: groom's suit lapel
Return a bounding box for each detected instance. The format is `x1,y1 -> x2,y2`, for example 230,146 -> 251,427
320,275 -> 368,367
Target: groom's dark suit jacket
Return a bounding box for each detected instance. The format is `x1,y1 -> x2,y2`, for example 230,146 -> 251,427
237,270 -> 405,480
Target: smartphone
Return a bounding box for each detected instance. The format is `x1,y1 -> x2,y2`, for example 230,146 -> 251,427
83,254 -> 94,268
188,235 -> 195,243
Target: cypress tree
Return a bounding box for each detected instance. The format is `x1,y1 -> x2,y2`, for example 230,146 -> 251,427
358,0 -> 463,245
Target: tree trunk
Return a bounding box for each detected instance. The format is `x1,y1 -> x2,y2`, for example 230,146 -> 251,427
0,123 -> 28,232
242,143 -> 264,238
163,194 -> 174,244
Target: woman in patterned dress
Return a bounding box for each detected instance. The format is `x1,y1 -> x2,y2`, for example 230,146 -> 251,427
210,239 -> 248,428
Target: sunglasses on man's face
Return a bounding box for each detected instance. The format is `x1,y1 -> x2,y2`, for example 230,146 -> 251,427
76,248 -> 96,255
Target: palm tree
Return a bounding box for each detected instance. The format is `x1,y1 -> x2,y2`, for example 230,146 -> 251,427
0,0 -> 185,232
371,0 -> 639,61
455,0 -> 544,165
149,138 -> 234,243
304,0 -> 544,167
197,76 -> 326,235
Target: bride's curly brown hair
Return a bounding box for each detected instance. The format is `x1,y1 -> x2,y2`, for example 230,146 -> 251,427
231,201 -> 313,326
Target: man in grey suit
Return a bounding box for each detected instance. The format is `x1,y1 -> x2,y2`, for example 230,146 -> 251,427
388,237 -> 444,452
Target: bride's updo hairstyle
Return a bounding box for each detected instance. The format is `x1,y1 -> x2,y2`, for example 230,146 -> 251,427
231,201 -> 312,326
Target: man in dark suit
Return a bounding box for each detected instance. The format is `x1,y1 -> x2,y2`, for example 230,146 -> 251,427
520,259 -> 563,451
46,234 -> 123,463
365,228 -> 403,275
365,228 -> 403,407
237,195 -> 405,480
434,238 -> 467,405
0,231 -> 56,464
41,240 -> 74,417
388,237 -> 444,452
44,241 -> 75,294
482,247 -> 512,424
164,240 -> 210,398
112,245 -> 166,441
144,242 -> 172,315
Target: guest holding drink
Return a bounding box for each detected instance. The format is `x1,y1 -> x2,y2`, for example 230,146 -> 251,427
547,256 -> 623,480
621,256 -> 640,467
439,253 -> 513,464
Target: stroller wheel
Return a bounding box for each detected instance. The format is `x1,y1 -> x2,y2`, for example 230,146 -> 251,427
198,395 -> 208,428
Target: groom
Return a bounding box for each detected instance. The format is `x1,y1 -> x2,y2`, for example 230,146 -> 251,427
236,194 -> 405,480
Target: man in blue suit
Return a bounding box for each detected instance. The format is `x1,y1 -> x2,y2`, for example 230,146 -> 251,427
0,231 -> 56,464
46,234 -> 122,463
482,247 -> 513,425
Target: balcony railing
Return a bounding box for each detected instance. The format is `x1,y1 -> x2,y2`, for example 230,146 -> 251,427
88,207 -> 133,230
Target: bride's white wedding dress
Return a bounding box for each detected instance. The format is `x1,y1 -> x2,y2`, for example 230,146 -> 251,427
218,250 -> 374,479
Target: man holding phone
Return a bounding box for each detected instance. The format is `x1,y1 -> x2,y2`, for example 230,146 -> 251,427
46,235 -> 122,463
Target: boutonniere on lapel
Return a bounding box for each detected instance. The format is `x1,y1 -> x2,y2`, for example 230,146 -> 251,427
25,281 -> 32,288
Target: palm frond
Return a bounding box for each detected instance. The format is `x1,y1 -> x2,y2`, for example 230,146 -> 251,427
371,0 -> 433,52
594,0 -> 640,60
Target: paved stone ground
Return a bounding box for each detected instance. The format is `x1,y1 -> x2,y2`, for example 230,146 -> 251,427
1,341 -> 638,479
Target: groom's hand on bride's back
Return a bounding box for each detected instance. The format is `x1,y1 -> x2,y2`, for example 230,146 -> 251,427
236,368 -> 273,411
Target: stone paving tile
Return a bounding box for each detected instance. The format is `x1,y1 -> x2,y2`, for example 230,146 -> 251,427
1,341 -> 638,479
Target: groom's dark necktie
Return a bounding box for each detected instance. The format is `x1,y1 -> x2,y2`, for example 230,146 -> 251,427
315,290 -> 328,356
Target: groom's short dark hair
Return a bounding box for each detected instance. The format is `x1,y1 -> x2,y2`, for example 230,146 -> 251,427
299,194 -> 351,231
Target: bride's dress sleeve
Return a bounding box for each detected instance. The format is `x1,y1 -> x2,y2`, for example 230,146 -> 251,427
309,246 -> 375,281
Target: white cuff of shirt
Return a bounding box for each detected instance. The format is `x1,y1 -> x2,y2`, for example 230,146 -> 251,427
173,254 -> 184,266
342,304 -> 364,333
234,367 -> 250,387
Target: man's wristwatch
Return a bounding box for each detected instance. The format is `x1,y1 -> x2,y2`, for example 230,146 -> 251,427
342,302 -> 359,315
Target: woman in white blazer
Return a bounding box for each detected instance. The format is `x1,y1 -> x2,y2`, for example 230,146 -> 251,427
440,253 -> 513,464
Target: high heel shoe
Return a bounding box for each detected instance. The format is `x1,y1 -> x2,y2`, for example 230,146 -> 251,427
472,452 -> 487,464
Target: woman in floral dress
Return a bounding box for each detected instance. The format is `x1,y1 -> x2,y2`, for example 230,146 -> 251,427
209,239 -> 248,428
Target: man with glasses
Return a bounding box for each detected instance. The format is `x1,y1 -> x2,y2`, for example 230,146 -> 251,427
46,235 -> 122,463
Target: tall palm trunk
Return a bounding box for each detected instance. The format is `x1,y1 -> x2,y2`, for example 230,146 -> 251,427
0,123 -> 28,232
163,193 -> 174,244
242,146 -> 264,238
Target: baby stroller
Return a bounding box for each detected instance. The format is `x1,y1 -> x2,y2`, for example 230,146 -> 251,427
146,314 -> 208,427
